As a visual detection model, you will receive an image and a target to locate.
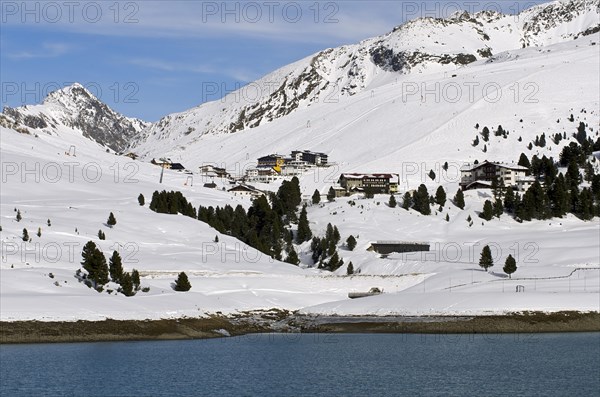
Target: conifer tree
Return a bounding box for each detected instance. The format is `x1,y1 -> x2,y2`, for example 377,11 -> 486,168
576,122 -> 587,144
428,170 -> 436,181
481,200 -> 494,221
311,237 -> 322,264
503,255 -> 517,279
138,194 -> 145,206
326,223 -> 334,242
37,227 -> 42,238
389,194 -> 397,208
472,135 -> 480,146
120,272 -> 134,296
491,176 -> 502,200
479,245 -> 494,272
81,241 -> 109,289
346,235 -> 357,251
445,213 -> 450,222
347,261 -> 354,275
47,219 -> 51,227
107,212 -> 117,227
109,251 -> 124,284
539,134 -> 546,148
328,251 -> 341,271
493,199 -> 504,218
453,188 -> 465,210
504,186 -> 515,213
16,210 -> 22,222
22,228 -> 29,242
566,161 -> 581,190
285,247 -> 300,265
81,241 -> 97,279
402,192 -> 412,210
174,271 -> 191,291
98,230 -> 105,240
312,189 -> 321,205
333,226 -> 341,245
327,187 -> 336,202
413,184 -> 431,215
94,250 -> 109,287
481,126 -> 490,141
296,204 -> 312,243
435,186 -> 446,207
131,269 -> 141,291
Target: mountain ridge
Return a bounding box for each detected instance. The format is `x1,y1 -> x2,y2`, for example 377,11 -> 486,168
128,0 -> 599,150
2,83 -> 149,152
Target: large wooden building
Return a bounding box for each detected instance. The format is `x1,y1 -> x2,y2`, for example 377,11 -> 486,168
338,173 -> 399,195
460,161 -> 533,191
257,154 -> 286,168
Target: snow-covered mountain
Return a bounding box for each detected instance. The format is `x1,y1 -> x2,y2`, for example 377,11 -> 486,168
129,0 -> 599,149
1,83 -> 149,152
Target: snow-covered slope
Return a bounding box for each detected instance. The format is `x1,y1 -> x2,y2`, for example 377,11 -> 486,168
0,0 -> 598,322
2,83 -> 149,153
131,35 -> 599,192
1,119 -> 598,321
130,0 -> 599,148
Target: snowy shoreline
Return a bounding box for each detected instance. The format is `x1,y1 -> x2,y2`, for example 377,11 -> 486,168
1,311 -> 598,344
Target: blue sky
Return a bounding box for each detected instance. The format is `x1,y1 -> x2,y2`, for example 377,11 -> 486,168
1,0 -> 550,121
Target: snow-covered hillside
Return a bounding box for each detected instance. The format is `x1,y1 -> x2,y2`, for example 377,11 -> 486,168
1,123 -> 598,321
2,84 -> 149,153
130,0 -> 599,147
0,0 -> 598,322
131,35 -> 599,193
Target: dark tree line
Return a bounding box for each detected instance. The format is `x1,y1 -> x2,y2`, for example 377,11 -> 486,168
151,178 -> 308,264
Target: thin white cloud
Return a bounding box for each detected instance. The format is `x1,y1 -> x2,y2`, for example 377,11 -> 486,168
1,2 -> 405,45
7,42 -> 72,60
127,57 -> 258,82
2,1 -> 552,48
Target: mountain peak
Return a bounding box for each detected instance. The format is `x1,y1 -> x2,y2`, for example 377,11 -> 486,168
43,82 -> 97,107
3,82 -> 149,152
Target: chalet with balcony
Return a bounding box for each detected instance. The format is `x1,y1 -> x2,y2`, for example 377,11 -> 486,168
291,150 -> 328,166
245,167 -> 278,183
338,173 -> 399,195
199,165 -> 230,178
460,161 -> 530,191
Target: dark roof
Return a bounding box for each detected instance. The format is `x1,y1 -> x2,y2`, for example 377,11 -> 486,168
461,160 -> 528,172
170,163 -> 185,170
466,180 -> 493,189
228,185 -> 262,193
258,154 -> 284,161
340,173 -> 397,179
